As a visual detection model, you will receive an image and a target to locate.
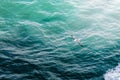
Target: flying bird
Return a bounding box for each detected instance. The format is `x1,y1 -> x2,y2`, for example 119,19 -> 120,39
71,35 -> 83,47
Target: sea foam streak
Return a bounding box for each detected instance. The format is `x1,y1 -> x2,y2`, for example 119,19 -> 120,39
104,64 -> 120,80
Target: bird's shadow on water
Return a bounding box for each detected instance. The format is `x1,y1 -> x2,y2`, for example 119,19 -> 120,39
78,44 -> 88,48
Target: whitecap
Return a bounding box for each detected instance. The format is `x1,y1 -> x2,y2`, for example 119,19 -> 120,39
18,20 -> 42,27
104,64 -> 120,80
13,0 -> 36,5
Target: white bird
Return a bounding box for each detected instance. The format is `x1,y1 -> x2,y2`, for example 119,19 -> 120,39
74,38 -> 80,43
71,35 -> 83,47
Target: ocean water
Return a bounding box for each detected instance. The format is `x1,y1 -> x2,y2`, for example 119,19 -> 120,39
0,0 -> 120,80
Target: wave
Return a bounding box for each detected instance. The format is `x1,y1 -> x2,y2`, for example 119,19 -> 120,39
104,64 -> 120,80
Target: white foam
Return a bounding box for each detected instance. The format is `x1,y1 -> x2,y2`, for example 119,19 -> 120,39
14,0 -> 36,5
18,20 -> 42,27
104,64 -> 120,80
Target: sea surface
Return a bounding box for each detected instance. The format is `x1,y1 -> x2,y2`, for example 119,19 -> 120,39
0,0 -> 120,80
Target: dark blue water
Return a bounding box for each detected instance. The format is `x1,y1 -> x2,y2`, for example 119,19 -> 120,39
0,0 -> 120,80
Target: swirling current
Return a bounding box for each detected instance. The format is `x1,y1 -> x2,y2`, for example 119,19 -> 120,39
0,0 -> 120,80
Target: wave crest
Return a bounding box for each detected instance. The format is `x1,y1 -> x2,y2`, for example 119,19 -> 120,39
104,64 -> 120,80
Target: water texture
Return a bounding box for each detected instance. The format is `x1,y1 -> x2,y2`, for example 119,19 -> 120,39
0,0 -> 120,80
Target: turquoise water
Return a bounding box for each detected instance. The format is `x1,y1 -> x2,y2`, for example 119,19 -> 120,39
0,0 -> 120,80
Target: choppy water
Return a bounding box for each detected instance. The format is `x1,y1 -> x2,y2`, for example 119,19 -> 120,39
0,0 -> 120,80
